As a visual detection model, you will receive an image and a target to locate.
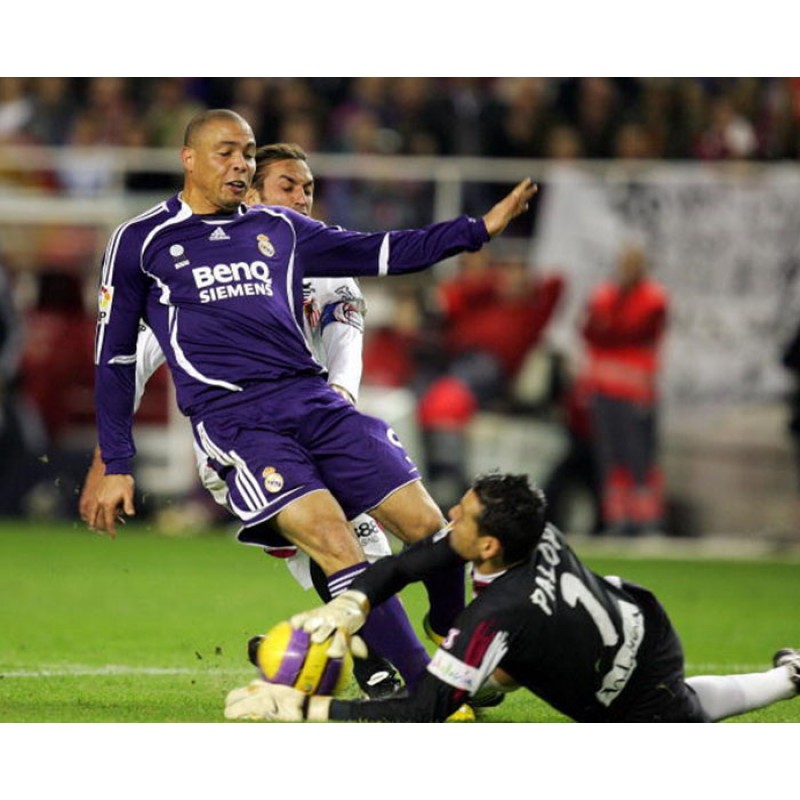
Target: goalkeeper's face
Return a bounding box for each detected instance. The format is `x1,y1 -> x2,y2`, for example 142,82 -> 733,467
447,490 -> 501,566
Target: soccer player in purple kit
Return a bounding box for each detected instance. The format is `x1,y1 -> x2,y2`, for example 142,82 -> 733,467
90,109 -> 536,692
82,142 -> 401,697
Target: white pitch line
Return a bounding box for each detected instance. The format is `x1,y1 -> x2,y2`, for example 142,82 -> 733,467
0,665 -> 256,679
0,663 -> 773,679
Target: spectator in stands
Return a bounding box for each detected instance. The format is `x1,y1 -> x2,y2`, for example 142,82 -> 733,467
25,78 -> 78,146
483,77 -> 557,159
435,248 -> 565,399
277,112 -> 321,156
142,78 -> 205,147
613,122 -> 655,159
439,78 -> 494,156
328,77 -> 391,151
543,124 -> 585,159
693,95 -> 758,159
417,247 -> 565,507
19,273 -> 92,443
76,77 -> 138,147
229,78 -> 271,142
0,77 -> 33,144
6,76 -> 800,161
361,283 -> 432,393
56,112 -> 118,196
578,243 -> 669,536
541,366 -> 604,537
385,77 -> 454,156
325,105 -> 432,229
560,77 -> 624,159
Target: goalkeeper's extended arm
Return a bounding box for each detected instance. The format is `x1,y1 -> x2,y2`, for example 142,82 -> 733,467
290,530 -> 462,645
224,680 -> 334,721
290,590 -> 370,644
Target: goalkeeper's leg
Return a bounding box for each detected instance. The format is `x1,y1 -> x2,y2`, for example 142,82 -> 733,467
686,655 -> 799,721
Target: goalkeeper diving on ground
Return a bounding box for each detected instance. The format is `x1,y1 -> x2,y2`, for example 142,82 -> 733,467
225,472 -> 800,723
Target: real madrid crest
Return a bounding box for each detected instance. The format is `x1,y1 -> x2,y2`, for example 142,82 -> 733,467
262,466 -> 284,493
257,234 -> 276,258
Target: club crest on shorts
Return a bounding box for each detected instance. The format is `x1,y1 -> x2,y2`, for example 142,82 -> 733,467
257,234 -> 275,258
262,466 -> 284,493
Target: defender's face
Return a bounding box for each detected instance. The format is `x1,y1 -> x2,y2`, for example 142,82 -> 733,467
254,158 -> 315,216
182,117 -> 256,213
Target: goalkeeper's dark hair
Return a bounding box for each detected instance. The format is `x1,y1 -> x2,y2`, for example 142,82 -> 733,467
253,143 -> 310,195
471,472 -> 547,565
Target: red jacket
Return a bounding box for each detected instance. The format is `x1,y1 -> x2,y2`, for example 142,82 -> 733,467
438,272 -> 565,379
581,278 -> 668,403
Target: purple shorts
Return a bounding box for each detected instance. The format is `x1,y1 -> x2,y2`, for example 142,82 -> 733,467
191,376 -> 421,535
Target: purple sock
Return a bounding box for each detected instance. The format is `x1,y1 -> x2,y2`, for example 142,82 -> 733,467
327,563 -> 430,691
423,563 -> 466,637
360,595 -> 430,690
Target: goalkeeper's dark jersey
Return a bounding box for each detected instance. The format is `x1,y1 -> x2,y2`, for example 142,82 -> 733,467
330,525 -> 704,723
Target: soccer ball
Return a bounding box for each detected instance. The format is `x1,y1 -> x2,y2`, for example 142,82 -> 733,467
255,620 -> 354,696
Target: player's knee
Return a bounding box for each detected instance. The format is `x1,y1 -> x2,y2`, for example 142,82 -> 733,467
391,505 -> 445,544
371,481 -> 447,544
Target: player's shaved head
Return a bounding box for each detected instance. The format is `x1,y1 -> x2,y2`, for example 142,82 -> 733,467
184,109 -> 252,147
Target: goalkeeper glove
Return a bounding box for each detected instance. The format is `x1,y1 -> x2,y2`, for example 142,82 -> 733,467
224,680 -> 332,722
290,590 -> 370,645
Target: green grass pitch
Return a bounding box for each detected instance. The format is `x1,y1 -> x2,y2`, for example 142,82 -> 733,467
1,519 -> 799,723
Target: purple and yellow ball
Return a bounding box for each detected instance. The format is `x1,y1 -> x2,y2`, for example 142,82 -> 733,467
256,620 -> 354,696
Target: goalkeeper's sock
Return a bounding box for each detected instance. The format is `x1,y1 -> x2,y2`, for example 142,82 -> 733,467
422,562 -> 466,640
327,563 -> 429,692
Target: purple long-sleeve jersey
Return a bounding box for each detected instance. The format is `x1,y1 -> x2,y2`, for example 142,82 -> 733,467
95,195 -> 489,473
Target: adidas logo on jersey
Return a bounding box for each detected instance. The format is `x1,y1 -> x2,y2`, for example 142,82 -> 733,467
209,227 -> 230,241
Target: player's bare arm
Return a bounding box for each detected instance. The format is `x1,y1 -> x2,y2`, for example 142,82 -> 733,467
482,178 -> 538,237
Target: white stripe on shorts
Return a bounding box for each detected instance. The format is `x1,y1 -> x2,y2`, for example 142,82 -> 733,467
195,422 -> 267,512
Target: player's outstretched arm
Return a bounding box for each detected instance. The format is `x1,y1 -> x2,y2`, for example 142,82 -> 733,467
482,178 -> 538,238
90,473 -> 136,539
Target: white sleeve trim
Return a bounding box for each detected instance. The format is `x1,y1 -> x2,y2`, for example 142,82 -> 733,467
378,233 -> 390,276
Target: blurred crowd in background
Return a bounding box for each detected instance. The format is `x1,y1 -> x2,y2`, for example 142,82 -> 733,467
4,77 -> 800,160
2,76 -> 800,538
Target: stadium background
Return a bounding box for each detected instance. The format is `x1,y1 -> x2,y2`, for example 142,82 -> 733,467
1,76 -> 800,549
